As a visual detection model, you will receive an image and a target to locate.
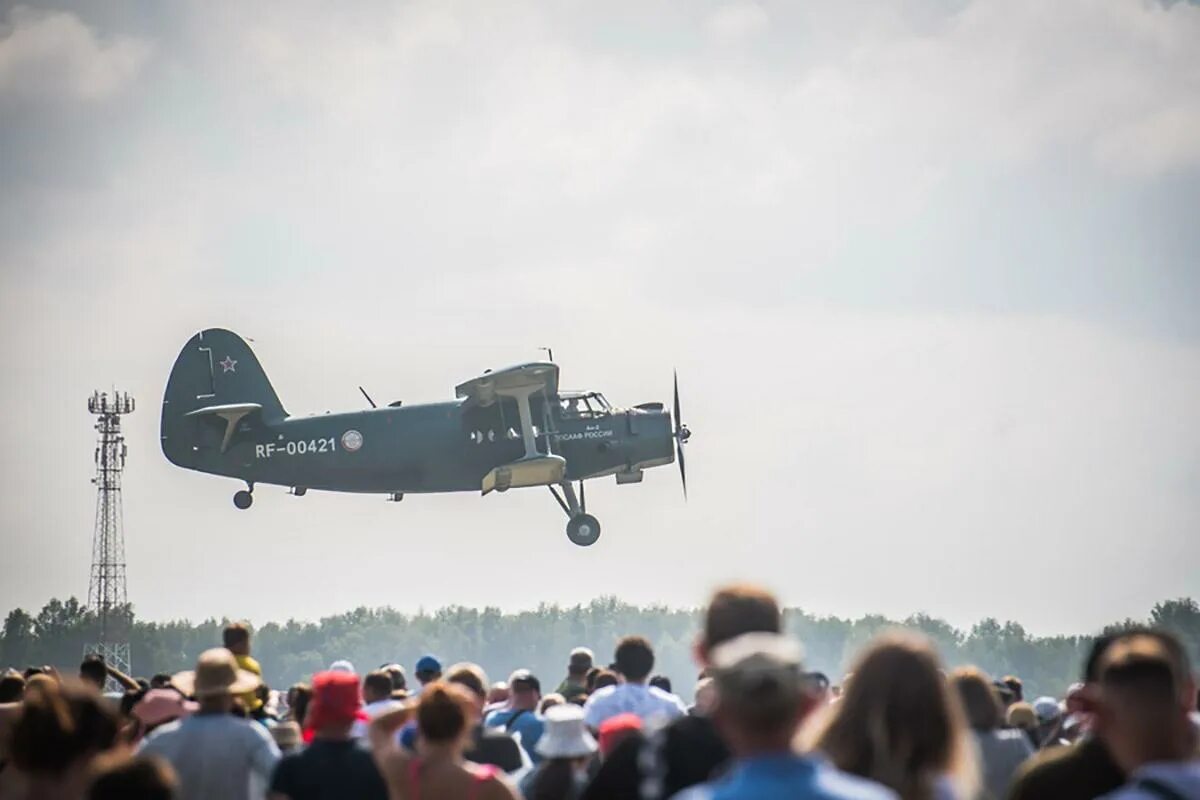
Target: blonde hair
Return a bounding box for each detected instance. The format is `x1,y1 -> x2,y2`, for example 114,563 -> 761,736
804,632 -> 977,800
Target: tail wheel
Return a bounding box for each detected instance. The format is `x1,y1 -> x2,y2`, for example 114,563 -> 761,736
566,514 -> 601,547
233,490 -> 253,510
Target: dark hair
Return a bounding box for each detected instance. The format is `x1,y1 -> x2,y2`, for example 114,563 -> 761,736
10,680 -> 119,775
950,667 -> 1003,731
592,669 -> 620,691
649,675 -> 672,694
150,673 -> 173,689
510,671 -> 541,695
585,667 -> 601,692
222,623 -> 250,650
1085,627 -> 1192,684
363,671 -> 394,700
88,755 -> 178,800
23,666 -> 47,679
120,687 -> 149,717
417,682 -> 472,743
1002,675 -> 1023,702
526,759 -> 579,800
384,665 -> 407,691
80,654 -> 108,688
287,683 -> 312,727
614,637 -> 655,682
1099,631 -> 1190,707
704,585 -> 782,653
0,672 -> 26,702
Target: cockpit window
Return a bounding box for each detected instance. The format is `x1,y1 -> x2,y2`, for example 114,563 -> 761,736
559,392 -> 612,419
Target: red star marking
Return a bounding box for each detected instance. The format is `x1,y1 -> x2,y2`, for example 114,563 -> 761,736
220,356 -> 237,373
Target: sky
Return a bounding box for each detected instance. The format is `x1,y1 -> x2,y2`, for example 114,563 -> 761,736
1,0 -> 1198,637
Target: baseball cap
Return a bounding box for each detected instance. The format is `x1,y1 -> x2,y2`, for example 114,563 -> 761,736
329,659 -> 356,674
416,655 -> 442,674
1033,696 -> 1061,722
509,669 -> 541,694
568,647 -> 594,671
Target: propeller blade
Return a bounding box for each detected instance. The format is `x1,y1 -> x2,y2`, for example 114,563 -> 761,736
677,438 -> 687,500
673,370 -> 681,436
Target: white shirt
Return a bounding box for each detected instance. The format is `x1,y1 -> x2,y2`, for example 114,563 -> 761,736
140,713 -> 279,800
583,683 -> 686,729
351,697 -> 405,737
1098,759 -> 1200,800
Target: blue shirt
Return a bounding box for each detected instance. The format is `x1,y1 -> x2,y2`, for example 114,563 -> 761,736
672,753 -> 897,800
484,708 -> 545,763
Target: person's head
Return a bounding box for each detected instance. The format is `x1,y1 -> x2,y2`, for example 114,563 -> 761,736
539,693 -> 565,714
614,636 -> 655,683
131,689 -> 197,737
79,654 -> 108,691
567,647 -> 594,678
584,667 -> 602,693
171,648 -> 262,713
950,667 -> 1003,732
697,584 -> 782,666
711,632 -> 811,756
649,674 -> 672,694
417,681 -> 477,747
381,663 -> 407,692
1032,695 -> 1061,730
444,662 -> 489,716
415,655 -> 442,686
813,633 -> 976,799
509,669 -> 541,711
1006,701 -> 1037,731
23,666 -> 48,680
592,669 -> 620,691
0,670 -> 27,702
486,682 -> 510,707
286,683 -> 312,726
10,679 -> 119,778
597,712 -> 641,757
306,670 -> 362,739
222,622 -> 251,656
363,670 -> 394,705
149,673 -> 173,690
87,754 -> 178,800
1002,675 -> 1024,704
1090,631 -> 1197,772
271,721 -> 303,754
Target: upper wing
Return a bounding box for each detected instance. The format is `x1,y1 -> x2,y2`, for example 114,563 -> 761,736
454,362 -> 559,408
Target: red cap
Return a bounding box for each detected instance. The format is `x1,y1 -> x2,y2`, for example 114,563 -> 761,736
305,670 -> 362,731
598,712 -> 643,756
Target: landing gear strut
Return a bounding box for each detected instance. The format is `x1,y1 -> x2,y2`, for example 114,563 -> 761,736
551,481 -> 601,546
233,482 -> 254,510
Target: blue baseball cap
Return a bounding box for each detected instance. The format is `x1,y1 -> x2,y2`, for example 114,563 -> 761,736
415,655 -> 442,674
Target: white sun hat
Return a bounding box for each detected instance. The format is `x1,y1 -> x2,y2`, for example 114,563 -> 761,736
536,703 -> 598,759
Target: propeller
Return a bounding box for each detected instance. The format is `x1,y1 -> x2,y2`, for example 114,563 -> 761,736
673,370 -> 691,498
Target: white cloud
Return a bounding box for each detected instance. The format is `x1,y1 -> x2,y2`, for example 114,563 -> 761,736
0,6 -> 151,102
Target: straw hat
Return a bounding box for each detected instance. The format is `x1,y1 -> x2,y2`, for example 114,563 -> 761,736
171,648 -> 262,699
536,703 -> 597,759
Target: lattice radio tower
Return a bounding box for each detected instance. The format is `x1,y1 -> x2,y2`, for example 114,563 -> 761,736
84,390 -> 134,677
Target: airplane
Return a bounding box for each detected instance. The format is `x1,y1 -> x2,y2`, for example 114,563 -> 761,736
160,329 -> 691,546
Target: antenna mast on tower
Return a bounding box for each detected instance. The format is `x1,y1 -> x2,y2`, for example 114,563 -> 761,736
85,390 -> 134,678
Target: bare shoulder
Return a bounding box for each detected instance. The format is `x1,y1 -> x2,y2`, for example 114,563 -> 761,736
480,771 -> 522,800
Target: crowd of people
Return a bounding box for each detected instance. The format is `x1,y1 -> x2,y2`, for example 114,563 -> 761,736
0,584 -> 1197,800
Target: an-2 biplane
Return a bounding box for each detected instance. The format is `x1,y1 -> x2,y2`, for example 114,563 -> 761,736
160,329 -> 690,546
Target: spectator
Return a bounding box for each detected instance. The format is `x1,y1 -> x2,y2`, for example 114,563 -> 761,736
539,693 -> 566,715
521,703 -> 598,800
0,671 -> 25,703
1007,632 -> 1128,800
691,676 -> 717,716
381,663 -> 408,695
131,689 -> 198,742
286,683 -> 313,727
583,583 -> 784,800
369,681 -> 520,800
272,721 -> 302,754
807,632 -> 977,799
269,670 -> 388,800
364,670 -> 404,717
596,713 -> 641,759
485,682 -> 510,716
1006,702 -> 1040,750
414,655 -> 442,694
486,670 -> 545,762
949,667 -> 1031,799
140,648 -> 280,800
583,636 -> 685,729
649,675 -> 673,694
591,670 -> 619,692
1003,676 -> 1025,705
674,632 -> 894,800
88,754 -> 179,800
1089,631 -> 1199,799
444,662 -> 528,777
557,648 -> 594,705
150,673 -> 173,690
79,654 -> 109,692
223,622 -> 264,713
1031,696 -> 1063,748
4,679 -> 120,799
329,660 -> 355,674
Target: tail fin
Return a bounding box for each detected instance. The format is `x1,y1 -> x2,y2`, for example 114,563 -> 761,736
161,329 -> 287,466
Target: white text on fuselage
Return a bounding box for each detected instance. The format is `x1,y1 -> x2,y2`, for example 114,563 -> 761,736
256,438 -> 337,458
552,427 -> 614,442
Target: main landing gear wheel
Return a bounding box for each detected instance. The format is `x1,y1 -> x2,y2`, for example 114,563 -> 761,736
566,514 -> 601,547
233,490 -> 253,510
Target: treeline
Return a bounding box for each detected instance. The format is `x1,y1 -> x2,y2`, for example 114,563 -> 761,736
2,596 -> 1197,700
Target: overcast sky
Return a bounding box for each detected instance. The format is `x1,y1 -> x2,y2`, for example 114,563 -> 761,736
1,0 -> 1198,637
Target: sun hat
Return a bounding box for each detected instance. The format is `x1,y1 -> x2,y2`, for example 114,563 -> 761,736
536,703 -> 598,759
171,648 -> 262,699
305,670 -> 362,729
132,688 -> 198,728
